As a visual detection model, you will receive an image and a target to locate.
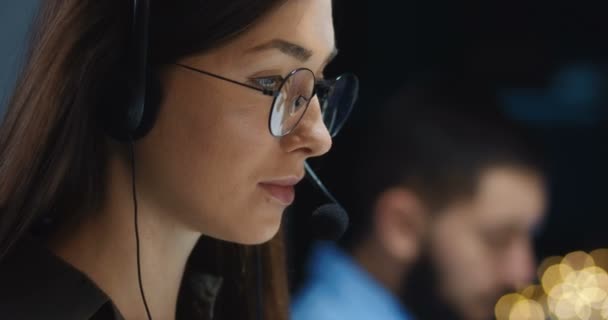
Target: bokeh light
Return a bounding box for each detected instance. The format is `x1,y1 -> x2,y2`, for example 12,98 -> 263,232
591,249 -> 608,271
510,298 -> 545,320
540,256 -> 565,280
498,248 -> 608,320
563,251 -> 595,270
496,293 -> 526,320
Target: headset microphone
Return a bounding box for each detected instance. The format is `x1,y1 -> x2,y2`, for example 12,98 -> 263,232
304,162 -> 349,241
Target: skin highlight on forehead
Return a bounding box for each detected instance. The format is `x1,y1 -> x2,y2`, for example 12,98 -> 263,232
473,167 -> 546,232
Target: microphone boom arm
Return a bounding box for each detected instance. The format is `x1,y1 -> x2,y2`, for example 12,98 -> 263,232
304,161 -> 341,206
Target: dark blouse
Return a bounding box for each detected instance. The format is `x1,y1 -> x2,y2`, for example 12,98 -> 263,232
0,236 -> 223,320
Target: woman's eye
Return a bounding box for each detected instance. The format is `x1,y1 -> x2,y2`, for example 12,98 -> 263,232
251,76 -> 284,91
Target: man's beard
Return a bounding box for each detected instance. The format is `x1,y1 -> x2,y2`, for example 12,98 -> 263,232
401,251 -> 511,320
400,251 -> 465,320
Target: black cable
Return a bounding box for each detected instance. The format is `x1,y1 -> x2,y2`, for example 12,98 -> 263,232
129,138 -> 153,320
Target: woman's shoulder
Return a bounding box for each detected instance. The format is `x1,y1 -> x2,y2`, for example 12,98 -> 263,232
0,236 -> 123,320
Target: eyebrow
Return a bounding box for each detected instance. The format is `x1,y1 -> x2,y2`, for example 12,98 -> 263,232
323,47 -> 339,69
248,39 -> 338,66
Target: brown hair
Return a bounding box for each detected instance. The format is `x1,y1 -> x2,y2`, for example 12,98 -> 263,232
0,1 -> 290,319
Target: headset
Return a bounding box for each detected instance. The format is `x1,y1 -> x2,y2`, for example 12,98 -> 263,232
104,1 -> 154,319
104,0 -> 157,141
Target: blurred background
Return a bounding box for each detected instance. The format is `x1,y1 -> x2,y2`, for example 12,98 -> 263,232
290,0 -> 608,319
1,0 -> 607,319
0,0 -> 39,109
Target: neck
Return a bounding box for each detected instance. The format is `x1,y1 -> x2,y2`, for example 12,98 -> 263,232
353,237 -> 408,296
50,151 -> 201,320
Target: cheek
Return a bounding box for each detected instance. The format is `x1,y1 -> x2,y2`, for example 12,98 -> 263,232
136,79 -> 284,244
432,217 -> 493,296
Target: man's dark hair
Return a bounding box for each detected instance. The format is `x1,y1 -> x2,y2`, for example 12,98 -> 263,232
339,75 -> 544,251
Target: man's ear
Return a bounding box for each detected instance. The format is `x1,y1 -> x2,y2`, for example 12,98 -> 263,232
372,187 -> 428,264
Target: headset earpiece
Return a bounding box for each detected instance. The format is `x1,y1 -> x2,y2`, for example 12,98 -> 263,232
131,72 -> 162,139
104,0 -> 154,141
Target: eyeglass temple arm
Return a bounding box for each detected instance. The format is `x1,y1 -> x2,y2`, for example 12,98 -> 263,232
174,63 -> 275,97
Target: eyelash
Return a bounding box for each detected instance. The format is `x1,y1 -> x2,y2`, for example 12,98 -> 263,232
250,76 -> 284,91
250,72 -> 327,93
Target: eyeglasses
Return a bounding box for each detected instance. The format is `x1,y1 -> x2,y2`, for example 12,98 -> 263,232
174,63 -> 359,137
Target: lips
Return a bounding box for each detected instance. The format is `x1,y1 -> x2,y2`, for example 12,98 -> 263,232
258,176 -> 302,205
259,183 -> 296,205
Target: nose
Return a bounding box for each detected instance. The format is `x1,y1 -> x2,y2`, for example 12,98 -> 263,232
502,241 -> 536,290
280,96 -> 332,157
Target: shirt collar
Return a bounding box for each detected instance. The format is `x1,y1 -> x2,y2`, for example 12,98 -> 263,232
307,241 -> 411,320
0,236 -> 122,319
0,236 -> 223,320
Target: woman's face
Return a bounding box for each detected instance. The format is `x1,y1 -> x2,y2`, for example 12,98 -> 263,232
137,0 -> 335,244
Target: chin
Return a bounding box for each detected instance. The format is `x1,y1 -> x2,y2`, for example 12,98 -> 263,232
232,209 -> 284,245
237,223 -> 282,245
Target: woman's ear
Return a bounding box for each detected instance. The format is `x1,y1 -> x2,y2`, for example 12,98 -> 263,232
372,187 -> 428,264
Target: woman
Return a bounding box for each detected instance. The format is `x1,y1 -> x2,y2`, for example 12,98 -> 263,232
0,0 -> 358,319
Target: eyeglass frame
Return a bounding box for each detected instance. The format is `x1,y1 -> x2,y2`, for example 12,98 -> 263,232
173,62 -> 342,137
